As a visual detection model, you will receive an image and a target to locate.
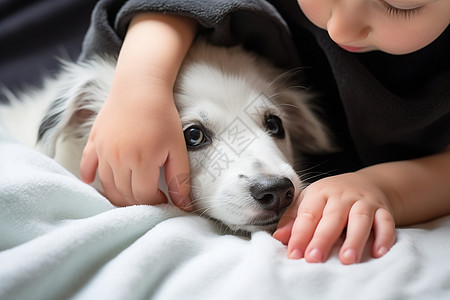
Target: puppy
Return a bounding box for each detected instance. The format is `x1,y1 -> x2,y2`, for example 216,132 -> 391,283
0,40 -> 333,232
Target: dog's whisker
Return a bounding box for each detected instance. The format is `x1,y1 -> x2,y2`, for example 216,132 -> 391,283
297,172 -> 328,184
295,166 -> 338,184
261,67 -> 307,94
293,159 -> 336,171
248,67 -> 307,109
266,85 -> 309,100
269,102 -> 300,110
189,197 -> 229,217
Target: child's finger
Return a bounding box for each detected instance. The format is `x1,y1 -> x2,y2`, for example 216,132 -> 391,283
273,198 -> 299,245
112,165 -> 135,204
339,201 -> 374,264
98,161 -> 127,206
165,142 -> 192,211
131,165 -> 167,205
303,198 -> 350,263
372,208 -> 396,258
286,194 -> 327,260
80,142 -> 99,184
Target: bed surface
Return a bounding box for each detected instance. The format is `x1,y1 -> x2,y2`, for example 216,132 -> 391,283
1,125 -> 450,300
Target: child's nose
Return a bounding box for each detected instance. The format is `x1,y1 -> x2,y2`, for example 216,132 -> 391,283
326,1 -> 371,45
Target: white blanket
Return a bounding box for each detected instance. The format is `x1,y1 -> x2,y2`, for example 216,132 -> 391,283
1,124 -> 450,300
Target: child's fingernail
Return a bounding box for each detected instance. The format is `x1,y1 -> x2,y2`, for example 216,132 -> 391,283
288,249 -> 304,260
272,229 -> 282,239
377,247 -> 388,257
342,249 -> 357,264
307,248 -> 324,263
177,194 -> 191,210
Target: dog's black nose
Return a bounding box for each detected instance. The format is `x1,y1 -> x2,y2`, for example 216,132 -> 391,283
250,176 -> 295,213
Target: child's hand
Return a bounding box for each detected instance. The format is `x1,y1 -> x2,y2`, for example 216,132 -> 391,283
81,87 -> 191,208
273,172 -> 396,265
80,13 -> 197,208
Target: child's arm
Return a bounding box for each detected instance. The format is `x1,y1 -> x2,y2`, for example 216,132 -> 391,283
274,148 -> 450,264
80,13 -> 198,208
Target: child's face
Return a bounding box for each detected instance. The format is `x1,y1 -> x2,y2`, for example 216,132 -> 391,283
297,0 -> 450,54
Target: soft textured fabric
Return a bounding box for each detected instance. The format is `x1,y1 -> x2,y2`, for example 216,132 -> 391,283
80,0 -> 450,172
1,125 -> 450,300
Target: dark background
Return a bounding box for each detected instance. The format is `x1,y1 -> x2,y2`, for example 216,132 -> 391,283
0,0 -> 97,102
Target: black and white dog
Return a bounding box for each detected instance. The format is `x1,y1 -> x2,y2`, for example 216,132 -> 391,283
0,40 -> 333,232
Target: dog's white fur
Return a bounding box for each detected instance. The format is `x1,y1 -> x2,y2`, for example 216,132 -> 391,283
0,40 -> 333,232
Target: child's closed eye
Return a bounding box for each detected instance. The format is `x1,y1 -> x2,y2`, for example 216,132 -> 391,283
380,1 -> 424,18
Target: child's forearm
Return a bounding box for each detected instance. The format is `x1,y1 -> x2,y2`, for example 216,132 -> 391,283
112,13 -> 198,101
359,148 -> 450,226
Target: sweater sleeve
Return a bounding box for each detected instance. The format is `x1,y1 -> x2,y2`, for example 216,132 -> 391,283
79,0 -> 300,68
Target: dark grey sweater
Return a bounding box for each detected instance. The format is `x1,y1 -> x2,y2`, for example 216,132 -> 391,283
80,0 -> 450,174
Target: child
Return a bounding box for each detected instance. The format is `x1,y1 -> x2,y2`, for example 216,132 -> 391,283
79,0 -> 450,264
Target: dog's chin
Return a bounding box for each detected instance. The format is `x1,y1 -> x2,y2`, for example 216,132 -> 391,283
225,217 -> 281,233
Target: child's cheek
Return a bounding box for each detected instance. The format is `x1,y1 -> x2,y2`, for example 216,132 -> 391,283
297,0 -> 329,31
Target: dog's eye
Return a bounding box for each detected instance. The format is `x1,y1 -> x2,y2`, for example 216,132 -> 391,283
184,126 -> 208,149
265,115 -> 285,139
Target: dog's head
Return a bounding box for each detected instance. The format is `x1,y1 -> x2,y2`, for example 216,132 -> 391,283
39,40 -> 333,233
173,41 -> 334,232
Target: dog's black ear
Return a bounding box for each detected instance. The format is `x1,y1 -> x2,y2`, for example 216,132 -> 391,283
66,82 -> 100,125
278,89 -> 336,155
38,96 -> 67,144
37,82 -> 100,157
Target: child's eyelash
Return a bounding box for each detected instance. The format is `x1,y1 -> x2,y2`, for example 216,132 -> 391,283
381,2 -> 423,18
